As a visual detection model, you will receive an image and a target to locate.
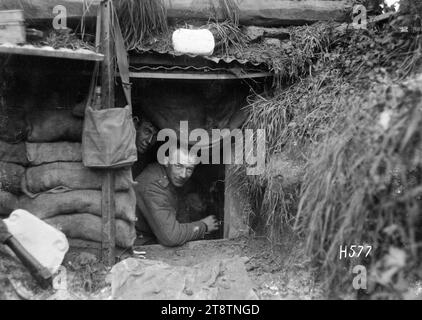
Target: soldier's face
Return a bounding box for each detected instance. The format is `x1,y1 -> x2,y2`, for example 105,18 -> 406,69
136,121 -> 157,154
168,163 -> 195,187
165,149 -> 197,187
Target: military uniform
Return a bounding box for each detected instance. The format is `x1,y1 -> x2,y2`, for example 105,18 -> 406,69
131,149 -> 155,179
134,163 -> 207,247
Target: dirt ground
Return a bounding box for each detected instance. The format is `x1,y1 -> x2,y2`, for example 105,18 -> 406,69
132,235 -> 326,300
0,232 -> 327,300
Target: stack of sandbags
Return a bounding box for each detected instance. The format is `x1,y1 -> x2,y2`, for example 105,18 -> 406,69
0,158 -> 24,215
19,108 -> 137,249
26,108 -> 83,143
0,110 -> 28,144
0,109 -> 28,217
0,113 -> 28,216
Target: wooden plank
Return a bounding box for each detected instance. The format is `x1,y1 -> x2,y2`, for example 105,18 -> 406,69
166,0 -> 354,26
243,26 -> 291,42
335,11 -> 396,32
99,0 -> 116,267
129,71 -> 271,80
224,172 -> 250,239
101,172 -> 116,265
0,0 -> 99,21
0,0 -> 353,27
224,147 -> 250,239
368,11 -> 396,24
0,44 -> 104,61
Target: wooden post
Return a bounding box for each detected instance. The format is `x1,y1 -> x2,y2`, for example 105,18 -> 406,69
223,144 -> 250,239
224,164 -> 250,239
100,0 -> 116,266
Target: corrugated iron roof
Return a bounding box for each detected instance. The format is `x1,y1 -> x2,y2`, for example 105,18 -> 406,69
137,49 -> 256,65
131,48 -> 269,70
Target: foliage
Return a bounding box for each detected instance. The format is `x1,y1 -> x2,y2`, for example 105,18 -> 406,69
232,23 -> 337,87
113,0 -> 168,51
230,15 -> 422,297
295,75 -> 422,296
35,30 -> 96,51
207,21 -> 249,57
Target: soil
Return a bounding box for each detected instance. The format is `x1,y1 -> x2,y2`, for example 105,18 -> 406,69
0,232 -> 327,300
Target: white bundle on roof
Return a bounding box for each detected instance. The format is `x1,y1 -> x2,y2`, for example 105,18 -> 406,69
172,28 -> 215,56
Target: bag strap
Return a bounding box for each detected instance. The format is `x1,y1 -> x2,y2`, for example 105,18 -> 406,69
86,6 -> 132,113
112,11 -> 132,113
85,6 -> 101,111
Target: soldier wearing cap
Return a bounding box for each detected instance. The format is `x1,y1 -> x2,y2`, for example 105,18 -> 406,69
134,147 -> 219,246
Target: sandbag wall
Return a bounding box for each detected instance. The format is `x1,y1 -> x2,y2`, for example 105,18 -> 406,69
0,108 -> 27,219
1,107 -> 137,249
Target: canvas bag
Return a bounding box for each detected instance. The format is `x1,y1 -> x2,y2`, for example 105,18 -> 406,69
82,12 -> 137,169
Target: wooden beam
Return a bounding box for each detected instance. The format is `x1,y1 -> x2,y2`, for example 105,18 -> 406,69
335,11 -> 396,32
223,144 -> 250,239
0,0 -> 354,27
165,0 -> 354,26
0,44 -> 104,61
99,0 -> 116,267
128,71 -> 271,80
224,164 -> 250,239
243,26 -> 291,42
0,0 -> 99,21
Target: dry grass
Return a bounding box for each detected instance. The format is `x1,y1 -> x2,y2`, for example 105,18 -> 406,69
113,0 -> 168,51
36,30 -> 95,51
295,75 -> 422,293
232,22 -> 336,87
230,17 -> 422,296
207,21 -> 248,56
215,0 -> 240,25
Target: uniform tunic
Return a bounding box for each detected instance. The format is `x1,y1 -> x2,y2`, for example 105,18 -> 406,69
134,163 -> 207,247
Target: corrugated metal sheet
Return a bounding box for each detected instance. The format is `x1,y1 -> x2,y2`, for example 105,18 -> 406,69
132,48 -> 268,69
129,64 -> 271,79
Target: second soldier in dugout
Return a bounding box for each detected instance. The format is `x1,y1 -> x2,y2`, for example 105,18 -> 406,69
133,117 -> 220,247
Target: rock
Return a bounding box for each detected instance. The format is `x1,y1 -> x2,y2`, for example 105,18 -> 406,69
244,26 -> 290,42
263,38 -> 282,48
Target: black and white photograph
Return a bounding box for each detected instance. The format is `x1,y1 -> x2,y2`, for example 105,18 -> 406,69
0,0 -> 421,306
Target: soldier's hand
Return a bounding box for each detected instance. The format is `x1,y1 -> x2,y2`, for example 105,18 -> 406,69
201,215 -> 219,233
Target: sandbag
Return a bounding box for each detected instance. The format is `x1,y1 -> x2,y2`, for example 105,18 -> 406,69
27,109 -> 83,142
0,112 -> 28,143
19,188 -> 136,222
45,214 -> 136,249
23,162 -> 133,194
26,142 -> 82,165
0,191 -> 18,216
0,162 -> 24,194
0,141 -> 28,165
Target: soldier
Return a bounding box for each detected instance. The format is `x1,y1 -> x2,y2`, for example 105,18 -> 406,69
132,117 -> 158,178
134,147 -> 219,246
